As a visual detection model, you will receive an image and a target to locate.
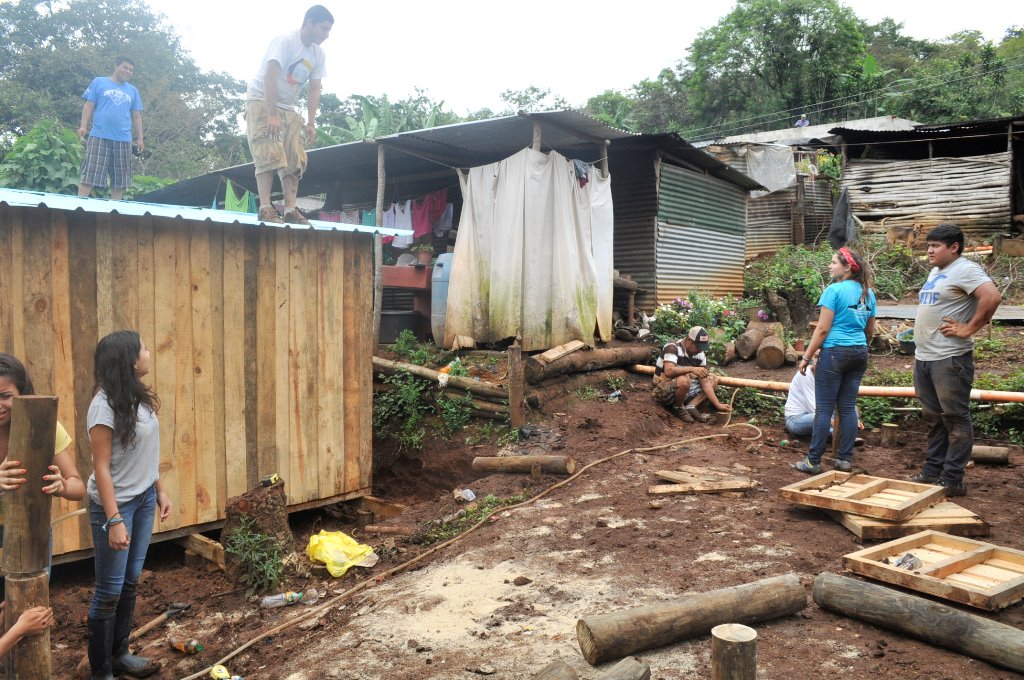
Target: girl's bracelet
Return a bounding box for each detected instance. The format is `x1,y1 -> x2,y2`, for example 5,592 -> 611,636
102,515 -> 124,532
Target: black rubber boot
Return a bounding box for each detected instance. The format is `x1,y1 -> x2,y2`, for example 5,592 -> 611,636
87,616 -> 116,680
111,588 -> 159,678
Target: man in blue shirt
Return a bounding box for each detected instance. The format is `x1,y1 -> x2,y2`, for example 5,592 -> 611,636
77,57 -> 144,200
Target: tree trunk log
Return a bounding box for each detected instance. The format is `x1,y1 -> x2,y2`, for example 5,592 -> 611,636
362,524 -> 415,536
813,572 -> 1024,673
4,572 -> 51,679
596,657 -> 651,680
756,335 -> 786,369
763,289 -> 793,327
223,481 -> 295,583
372,356 -> 509,401
533,660 -> 579,679
735,328 -> 768,360
472,455 -> 577,475
971,445 -> 1009,464
880,423 -> 899,448
2,396 -> 57,574
711,623 -> 757,680
524,346 -> 654,385
784,344 -> 800,364
722,341 -> 738,366
575,573 -> 806,665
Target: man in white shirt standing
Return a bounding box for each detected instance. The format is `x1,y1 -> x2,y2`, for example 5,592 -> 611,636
245,5 -> 333,225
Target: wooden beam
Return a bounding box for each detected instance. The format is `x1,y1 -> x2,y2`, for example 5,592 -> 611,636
508,342 -> 525,428
175,534 -> 225,571
372,144 -> 385,345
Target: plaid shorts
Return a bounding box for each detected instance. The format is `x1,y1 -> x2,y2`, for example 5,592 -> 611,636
652,375 -> 701,406
80,137 -> 133,189
245,100 -> 308,178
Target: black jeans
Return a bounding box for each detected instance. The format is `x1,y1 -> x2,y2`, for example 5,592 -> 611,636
913,353 -> 974,484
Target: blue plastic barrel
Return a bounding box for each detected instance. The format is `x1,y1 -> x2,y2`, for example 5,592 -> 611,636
431,253 -> 454,345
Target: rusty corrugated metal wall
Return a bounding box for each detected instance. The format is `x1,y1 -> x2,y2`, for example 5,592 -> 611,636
611,151 -> 660,311
656,160 -> 747,302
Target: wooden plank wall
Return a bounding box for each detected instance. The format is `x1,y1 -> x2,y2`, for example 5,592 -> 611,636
0,205 -> 373,557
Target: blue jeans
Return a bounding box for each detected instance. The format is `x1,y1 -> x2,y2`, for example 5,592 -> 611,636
808,346 -> 868,464
785,413 -> 815,437
88,485 -> 156,619
914,353 -> 974,484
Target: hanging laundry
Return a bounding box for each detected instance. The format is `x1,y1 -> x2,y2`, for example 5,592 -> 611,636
318,210 -> 342,222
572,159 -> 590,188
433,202 -> 454,236
392,200 -> 413,249
361,209 -> 376,226
381,203 -> 397,244
339,209 -> 360,224
225,180 -> 256,213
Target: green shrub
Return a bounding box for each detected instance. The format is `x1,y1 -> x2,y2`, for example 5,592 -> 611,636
223,514 -> 284,595
437,393 -> 475,438
745,245 -> 831,300
413,492 -> 531,545
0,119 -> 84,194
731,388 -> 784,425
373,370 -> 432,450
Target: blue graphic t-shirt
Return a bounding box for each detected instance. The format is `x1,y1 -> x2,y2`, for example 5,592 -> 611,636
82,77 -> 143,142
818,279 -> 876,347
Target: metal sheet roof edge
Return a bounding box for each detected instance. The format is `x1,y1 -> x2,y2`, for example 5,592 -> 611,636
0,187 -> 411,237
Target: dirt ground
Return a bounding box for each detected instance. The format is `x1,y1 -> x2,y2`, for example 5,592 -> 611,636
45,323 -> 1024,680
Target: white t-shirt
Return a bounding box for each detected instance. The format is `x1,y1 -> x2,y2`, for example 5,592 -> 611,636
246,30 -> 327,111
785,370 -> 815,418
87,390 -> 161,505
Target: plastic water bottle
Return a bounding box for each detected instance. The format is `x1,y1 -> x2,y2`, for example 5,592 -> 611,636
169,637 -> 203,654
259,591 -> 302,608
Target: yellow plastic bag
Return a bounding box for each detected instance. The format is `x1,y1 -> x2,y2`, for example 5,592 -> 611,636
305,530 -> 375,577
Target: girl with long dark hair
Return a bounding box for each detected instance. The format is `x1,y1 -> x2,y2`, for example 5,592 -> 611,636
793,247 -> 877,474
85,331 -> 171,680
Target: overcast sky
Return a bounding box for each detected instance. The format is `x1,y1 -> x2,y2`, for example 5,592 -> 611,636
144,0 -> 1018,115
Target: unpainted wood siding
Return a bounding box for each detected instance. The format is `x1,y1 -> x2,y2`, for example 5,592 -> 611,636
0,205 -> 373,558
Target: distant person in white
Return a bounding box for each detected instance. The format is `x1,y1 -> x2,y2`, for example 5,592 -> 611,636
794,113 -> 809,127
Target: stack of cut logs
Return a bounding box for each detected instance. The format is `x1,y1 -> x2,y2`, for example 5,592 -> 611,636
729,320 -> 800,370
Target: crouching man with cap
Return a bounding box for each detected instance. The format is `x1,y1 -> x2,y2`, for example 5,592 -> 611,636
651,326 -> 733,422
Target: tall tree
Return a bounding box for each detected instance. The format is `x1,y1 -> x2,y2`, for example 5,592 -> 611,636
683,0 -> 865,137
0,0 -> 245,179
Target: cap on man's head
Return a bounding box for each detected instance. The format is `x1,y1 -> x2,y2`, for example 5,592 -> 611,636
687,326 -> 710,351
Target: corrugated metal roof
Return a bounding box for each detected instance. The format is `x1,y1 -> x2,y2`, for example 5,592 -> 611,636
829,115 -> 1024,143
614,134 -> 764,192
0,187 -> 411,236
140,110 -> 637,207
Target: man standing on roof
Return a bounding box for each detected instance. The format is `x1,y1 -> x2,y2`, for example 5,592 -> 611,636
77,57 -> 144,201
245,5 -> 333,225
794,114 -> 809,128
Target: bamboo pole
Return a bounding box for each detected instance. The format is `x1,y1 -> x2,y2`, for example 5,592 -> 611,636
3,396 -> 57,679
372,356 -> 509,400
626,366 -> 1024,403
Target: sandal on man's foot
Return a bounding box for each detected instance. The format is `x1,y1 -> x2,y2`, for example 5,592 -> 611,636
685,406 -> 711,423
672,406 -> 695,423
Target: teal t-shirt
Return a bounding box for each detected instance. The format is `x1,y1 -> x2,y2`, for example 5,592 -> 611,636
818,280 -> 876,347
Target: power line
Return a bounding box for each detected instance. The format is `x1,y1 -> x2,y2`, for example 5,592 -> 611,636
685,54 -> 1024,141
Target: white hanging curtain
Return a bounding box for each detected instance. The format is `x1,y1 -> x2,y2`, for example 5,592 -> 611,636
445,148 -> 613,352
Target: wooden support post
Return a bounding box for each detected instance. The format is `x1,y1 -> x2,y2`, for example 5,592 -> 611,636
814,572 -> 1024,673
372,144 -> 385,345
576,574 -> 805,665
532,122 -> 542,151
3,396 -> 57,679
508,342 -> 525,428
600,140 -> 610,179
711,623 -> 757,680
880,423 -> 898,448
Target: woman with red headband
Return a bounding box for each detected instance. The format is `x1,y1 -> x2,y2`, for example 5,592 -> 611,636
793,246 -> 877,474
